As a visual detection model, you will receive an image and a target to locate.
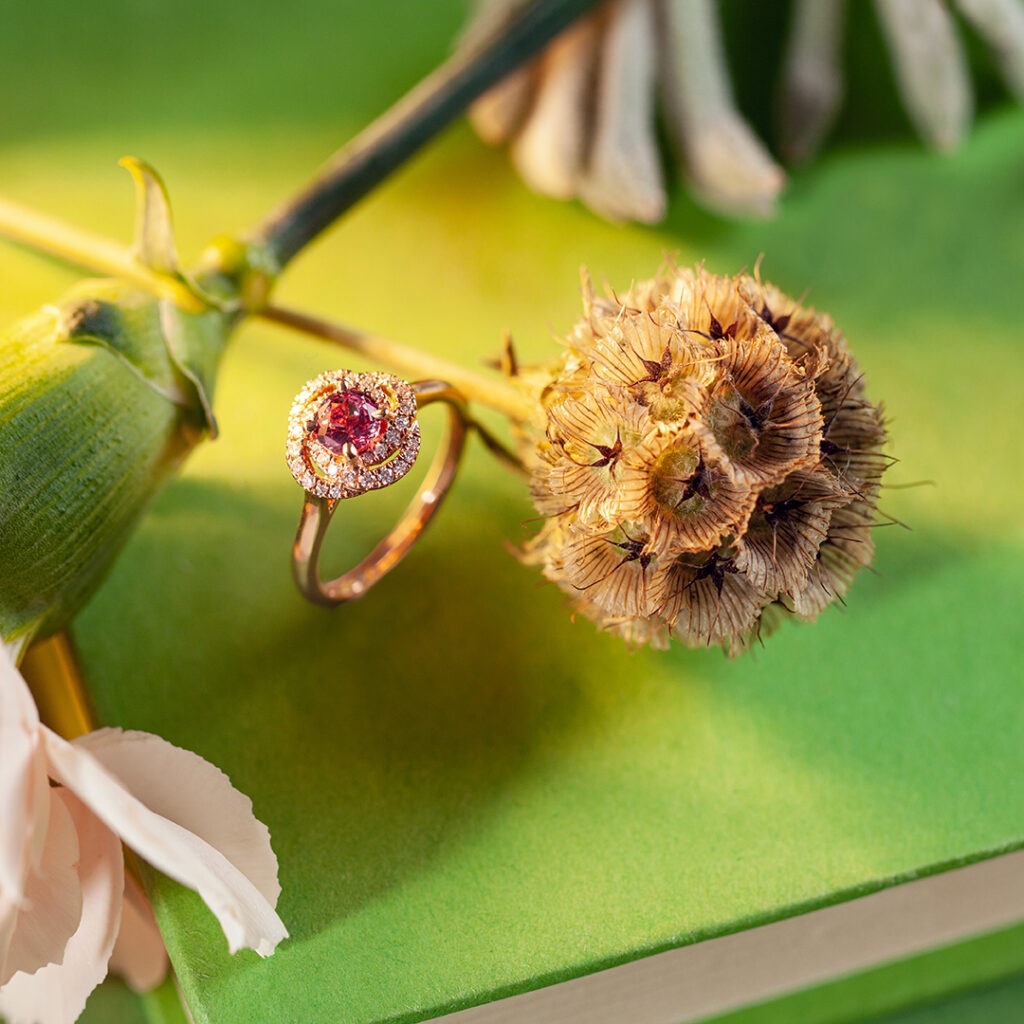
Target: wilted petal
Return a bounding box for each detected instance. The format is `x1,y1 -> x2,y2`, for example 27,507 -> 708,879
511,15 -> 601,199
465,0 -> 539,144
0,792 -> 81,987
953,0 -> 1024,97
109,874 -> 168,993
42,728 -> 286,956
874,0 -> 973,150
0,790 -> 122,1024
0,646 -> 49,903
578,0 -> 666,223
780,0 -> 847,163
471,63 -> 538,144
464,0 -> 538,142
660,0 -> 785,216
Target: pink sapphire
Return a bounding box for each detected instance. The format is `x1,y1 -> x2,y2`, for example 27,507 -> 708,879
314,390 -> 386,455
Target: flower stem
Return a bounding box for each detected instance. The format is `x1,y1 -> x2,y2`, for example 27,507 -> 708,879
20,632 -> 97,740
0,197 -> 206,312
249,0 -> 607,269
261,304 -> 538,424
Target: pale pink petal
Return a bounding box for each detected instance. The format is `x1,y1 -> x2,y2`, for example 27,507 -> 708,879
72,730 -> 280,908
0,790 -> 123,1024
578,0 -> 667,223
42,728 -> 287,957
0,646 -> 49,902
109,874 -> 167,992
511,15 -> 601,199
0,793 -> 81,986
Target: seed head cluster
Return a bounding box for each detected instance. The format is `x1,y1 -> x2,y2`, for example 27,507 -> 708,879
522,265 -> 888,653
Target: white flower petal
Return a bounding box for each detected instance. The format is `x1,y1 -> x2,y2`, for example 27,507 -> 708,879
0,646 -> 49,903
72,729 -> 280,908
661,0 -> 785,216
874,0 -> 973,150
954,0 -> 1024,97
42,728 -> 287,957
578,0 -> 666,223
0,790 -> 122,1024
109,874 -> 167,993
0,792 -> 81,986
780,0 -> 847,163
511,15 -> 601,199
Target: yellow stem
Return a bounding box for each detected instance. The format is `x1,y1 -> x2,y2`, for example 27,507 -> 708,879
0,196 -> 206,312
260,304 -> 539,424
21,632 -> 97,740
21,634 -> 149,889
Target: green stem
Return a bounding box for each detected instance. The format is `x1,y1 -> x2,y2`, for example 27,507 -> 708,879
260,304 -> 538,424
250,0 -> 607,269
0,197 -> 206,311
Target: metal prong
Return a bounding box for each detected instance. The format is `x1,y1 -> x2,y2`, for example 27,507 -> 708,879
342,441 -> 359,460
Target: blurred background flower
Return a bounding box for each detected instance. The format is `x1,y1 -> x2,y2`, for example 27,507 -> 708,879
466,0 -> 1024,221
467,0 -> 785,220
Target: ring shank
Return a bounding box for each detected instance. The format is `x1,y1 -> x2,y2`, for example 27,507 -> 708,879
292,380 -> 467,605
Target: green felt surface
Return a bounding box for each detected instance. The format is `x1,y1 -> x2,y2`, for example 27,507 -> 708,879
869,972 -> 1024,1024
77,981 -> 147,1024
3,3 -> 1024,1023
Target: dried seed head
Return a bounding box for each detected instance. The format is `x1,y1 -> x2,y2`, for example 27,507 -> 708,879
521,265 -> 889,654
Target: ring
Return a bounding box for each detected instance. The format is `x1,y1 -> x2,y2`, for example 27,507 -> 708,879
286,369 -> 468,605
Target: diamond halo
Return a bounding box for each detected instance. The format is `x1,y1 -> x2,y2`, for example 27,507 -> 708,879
286,370 -> 421,500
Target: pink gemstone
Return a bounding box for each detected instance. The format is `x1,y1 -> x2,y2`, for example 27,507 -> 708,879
314,390 -> 386,454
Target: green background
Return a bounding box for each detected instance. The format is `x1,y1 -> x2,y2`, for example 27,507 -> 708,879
2,2 -> 1023,1022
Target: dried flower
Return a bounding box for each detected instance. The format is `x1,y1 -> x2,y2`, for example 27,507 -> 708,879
0,642 -> 287,1024
521,264 -> 888,652
466,0 -> 784,222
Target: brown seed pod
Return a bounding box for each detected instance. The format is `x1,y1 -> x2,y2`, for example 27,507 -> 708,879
521,265 -> 889,654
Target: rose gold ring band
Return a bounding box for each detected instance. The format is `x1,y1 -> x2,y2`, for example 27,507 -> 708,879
288,377 -> 468,606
